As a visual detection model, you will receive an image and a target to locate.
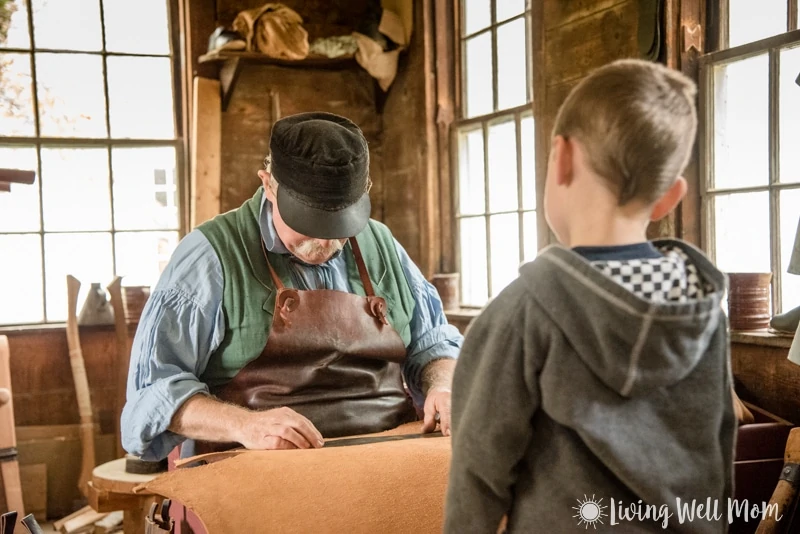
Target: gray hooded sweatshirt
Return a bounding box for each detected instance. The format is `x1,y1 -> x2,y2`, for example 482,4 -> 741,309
444,240 -> 736,534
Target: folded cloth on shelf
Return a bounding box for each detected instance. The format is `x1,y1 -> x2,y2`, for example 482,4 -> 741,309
137,422 -> 450,534
233,2 -> 309,60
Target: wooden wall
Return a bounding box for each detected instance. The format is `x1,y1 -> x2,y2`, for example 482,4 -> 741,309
732,340 -> 800,425
218,65 -> 383,214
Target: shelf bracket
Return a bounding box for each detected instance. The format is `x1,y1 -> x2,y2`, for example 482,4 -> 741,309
219,57 -> 243,112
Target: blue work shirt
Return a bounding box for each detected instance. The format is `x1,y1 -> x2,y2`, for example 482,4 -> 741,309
121,192 -> 463,460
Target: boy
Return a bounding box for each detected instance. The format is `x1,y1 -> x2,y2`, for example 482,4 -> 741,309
444,60 -> 735,533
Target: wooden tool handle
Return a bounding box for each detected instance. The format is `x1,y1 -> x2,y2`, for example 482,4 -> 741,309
0,336 -> 16,449
107,276 -> 129,459
65,275 -> 97,498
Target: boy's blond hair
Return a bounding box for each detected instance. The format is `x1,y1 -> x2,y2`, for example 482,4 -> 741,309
552,59 -> 697,205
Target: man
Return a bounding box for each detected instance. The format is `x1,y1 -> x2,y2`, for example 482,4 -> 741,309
122,112 -> 463,460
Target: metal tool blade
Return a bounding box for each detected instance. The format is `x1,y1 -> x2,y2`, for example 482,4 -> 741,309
323,431 -> 444,448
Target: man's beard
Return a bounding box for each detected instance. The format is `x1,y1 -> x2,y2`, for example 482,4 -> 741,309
289,238 -> 345,264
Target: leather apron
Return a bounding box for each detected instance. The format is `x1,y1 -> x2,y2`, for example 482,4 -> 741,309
197,238 -> 417,453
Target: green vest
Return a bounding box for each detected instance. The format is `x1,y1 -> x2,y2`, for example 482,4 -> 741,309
197,187 -> 415,388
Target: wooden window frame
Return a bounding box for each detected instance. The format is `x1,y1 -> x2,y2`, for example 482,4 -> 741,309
449,0 -> 543,306
699,28 -> 800,314
0,0 -> 187,325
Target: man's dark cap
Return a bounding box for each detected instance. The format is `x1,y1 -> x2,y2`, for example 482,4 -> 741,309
269,112 -> 371,239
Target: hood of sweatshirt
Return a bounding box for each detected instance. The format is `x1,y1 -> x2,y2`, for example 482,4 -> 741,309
521,239 -> 727,398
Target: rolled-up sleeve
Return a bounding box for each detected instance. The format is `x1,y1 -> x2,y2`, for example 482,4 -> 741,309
121,231 -> 225,461
394,240 -> 463,406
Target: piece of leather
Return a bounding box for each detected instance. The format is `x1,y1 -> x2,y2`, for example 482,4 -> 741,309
195,237 -> 415,453
20,515 -> 43,534
232,3 -> 308,59
1,512 -> 17,534
141,422 -> 450,534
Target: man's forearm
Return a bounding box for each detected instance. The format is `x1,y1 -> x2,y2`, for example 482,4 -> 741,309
421,358 -> 456,395
168,393 -> 251,443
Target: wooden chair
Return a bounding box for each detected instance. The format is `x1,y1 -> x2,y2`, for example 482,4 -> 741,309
0,335 -> 25,533
756,427 -> 800,534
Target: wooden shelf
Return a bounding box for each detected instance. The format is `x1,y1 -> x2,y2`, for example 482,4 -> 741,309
198,50 -> 359,111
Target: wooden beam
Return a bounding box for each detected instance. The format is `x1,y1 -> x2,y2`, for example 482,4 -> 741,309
190,76 -> 222,228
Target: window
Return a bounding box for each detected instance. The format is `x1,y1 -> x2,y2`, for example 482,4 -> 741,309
455,0 -> 536,306
0,0 -> 182,325
700,1 -> 800,315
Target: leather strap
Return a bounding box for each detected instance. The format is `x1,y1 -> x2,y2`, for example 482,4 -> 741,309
259,237 -> 377,298
349,238 -> 375,297
1,512 -> 17,534
20,514 -> 44,534
780,462 -> 800,488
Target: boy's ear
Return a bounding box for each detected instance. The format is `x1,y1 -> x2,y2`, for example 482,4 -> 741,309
552,135 -> 573,186
650,176 -> 687,221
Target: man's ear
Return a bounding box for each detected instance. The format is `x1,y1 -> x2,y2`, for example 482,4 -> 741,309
552,135 -> 573,186
257,170 -> 275,201
650,176 -> 687,221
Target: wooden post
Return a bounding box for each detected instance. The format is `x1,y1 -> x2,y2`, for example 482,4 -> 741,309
190,77 -> 222,228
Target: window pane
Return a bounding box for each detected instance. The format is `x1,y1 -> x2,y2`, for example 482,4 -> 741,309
496,0 -> 526,22
464,32 -> 493,118
460,216 -> 488,306
0,53 -> 35,136
523,210 -> 537,262
521,114 -> 535,209
713,192 -> 770,273
0,234 -> 43,324
497,18 -> 527,110
112,147 -> 179,230
463,0 -> 490,35
36,53 -> 107,138
780,45 -> 800,184
0,145 -> 39,231
713,54 -> 768,190
32,0 -> 102,51
490,213 -> 520,297
458,127 -> 485,215
107,56 -> 175,139
780,190 -> 800,312
41,148 -> 111,231
44,233 -> 113,322
729,0 -> 787,48
103,0 -> 170,55
115,231 -> 178,287
0,0 -> 30,48
488,119 -> 518,212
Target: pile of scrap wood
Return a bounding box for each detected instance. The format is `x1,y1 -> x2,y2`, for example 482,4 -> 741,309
52,508 -> 122,534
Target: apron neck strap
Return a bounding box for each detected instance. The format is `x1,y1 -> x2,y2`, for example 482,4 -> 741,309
349,237 -> 376,297
259,236 -> 376,297
260,239 -> 285,290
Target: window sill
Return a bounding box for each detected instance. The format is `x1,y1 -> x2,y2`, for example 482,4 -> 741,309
730,330 -> 794,349
0,322 -> 138,336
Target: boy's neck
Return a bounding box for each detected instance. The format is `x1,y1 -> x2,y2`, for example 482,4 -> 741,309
562,196 -> 652,249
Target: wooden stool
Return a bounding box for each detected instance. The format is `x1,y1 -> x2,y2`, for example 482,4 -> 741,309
88,458 -> 160,534
0,336 -> 25,534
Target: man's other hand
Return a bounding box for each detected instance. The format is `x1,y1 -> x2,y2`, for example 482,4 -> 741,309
237,406 -> 325,450
422,387 -> 452,436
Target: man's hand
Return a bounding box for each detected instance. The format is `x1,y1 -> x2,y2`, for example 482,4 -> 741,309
422,386 -> 452,436
236,406 -> 325,450
169,395 -> 324,450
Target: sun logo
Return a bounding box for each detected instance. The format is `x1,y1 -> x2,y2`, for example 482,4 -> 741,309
573,494 -> 608,529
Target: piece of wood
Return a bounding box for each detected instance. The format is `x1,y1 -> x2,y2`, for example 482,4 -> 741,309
65,276 -> 97,498
105,277 -> 128,460
61,509 -> 107,533
190,77 -> 222,228
53,506 -> 93,531
93,510 -> 123,533
91,459 -> 157,495
0,336 -> 25,526
87,482 -> 144,513
19,464 -> 46,523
